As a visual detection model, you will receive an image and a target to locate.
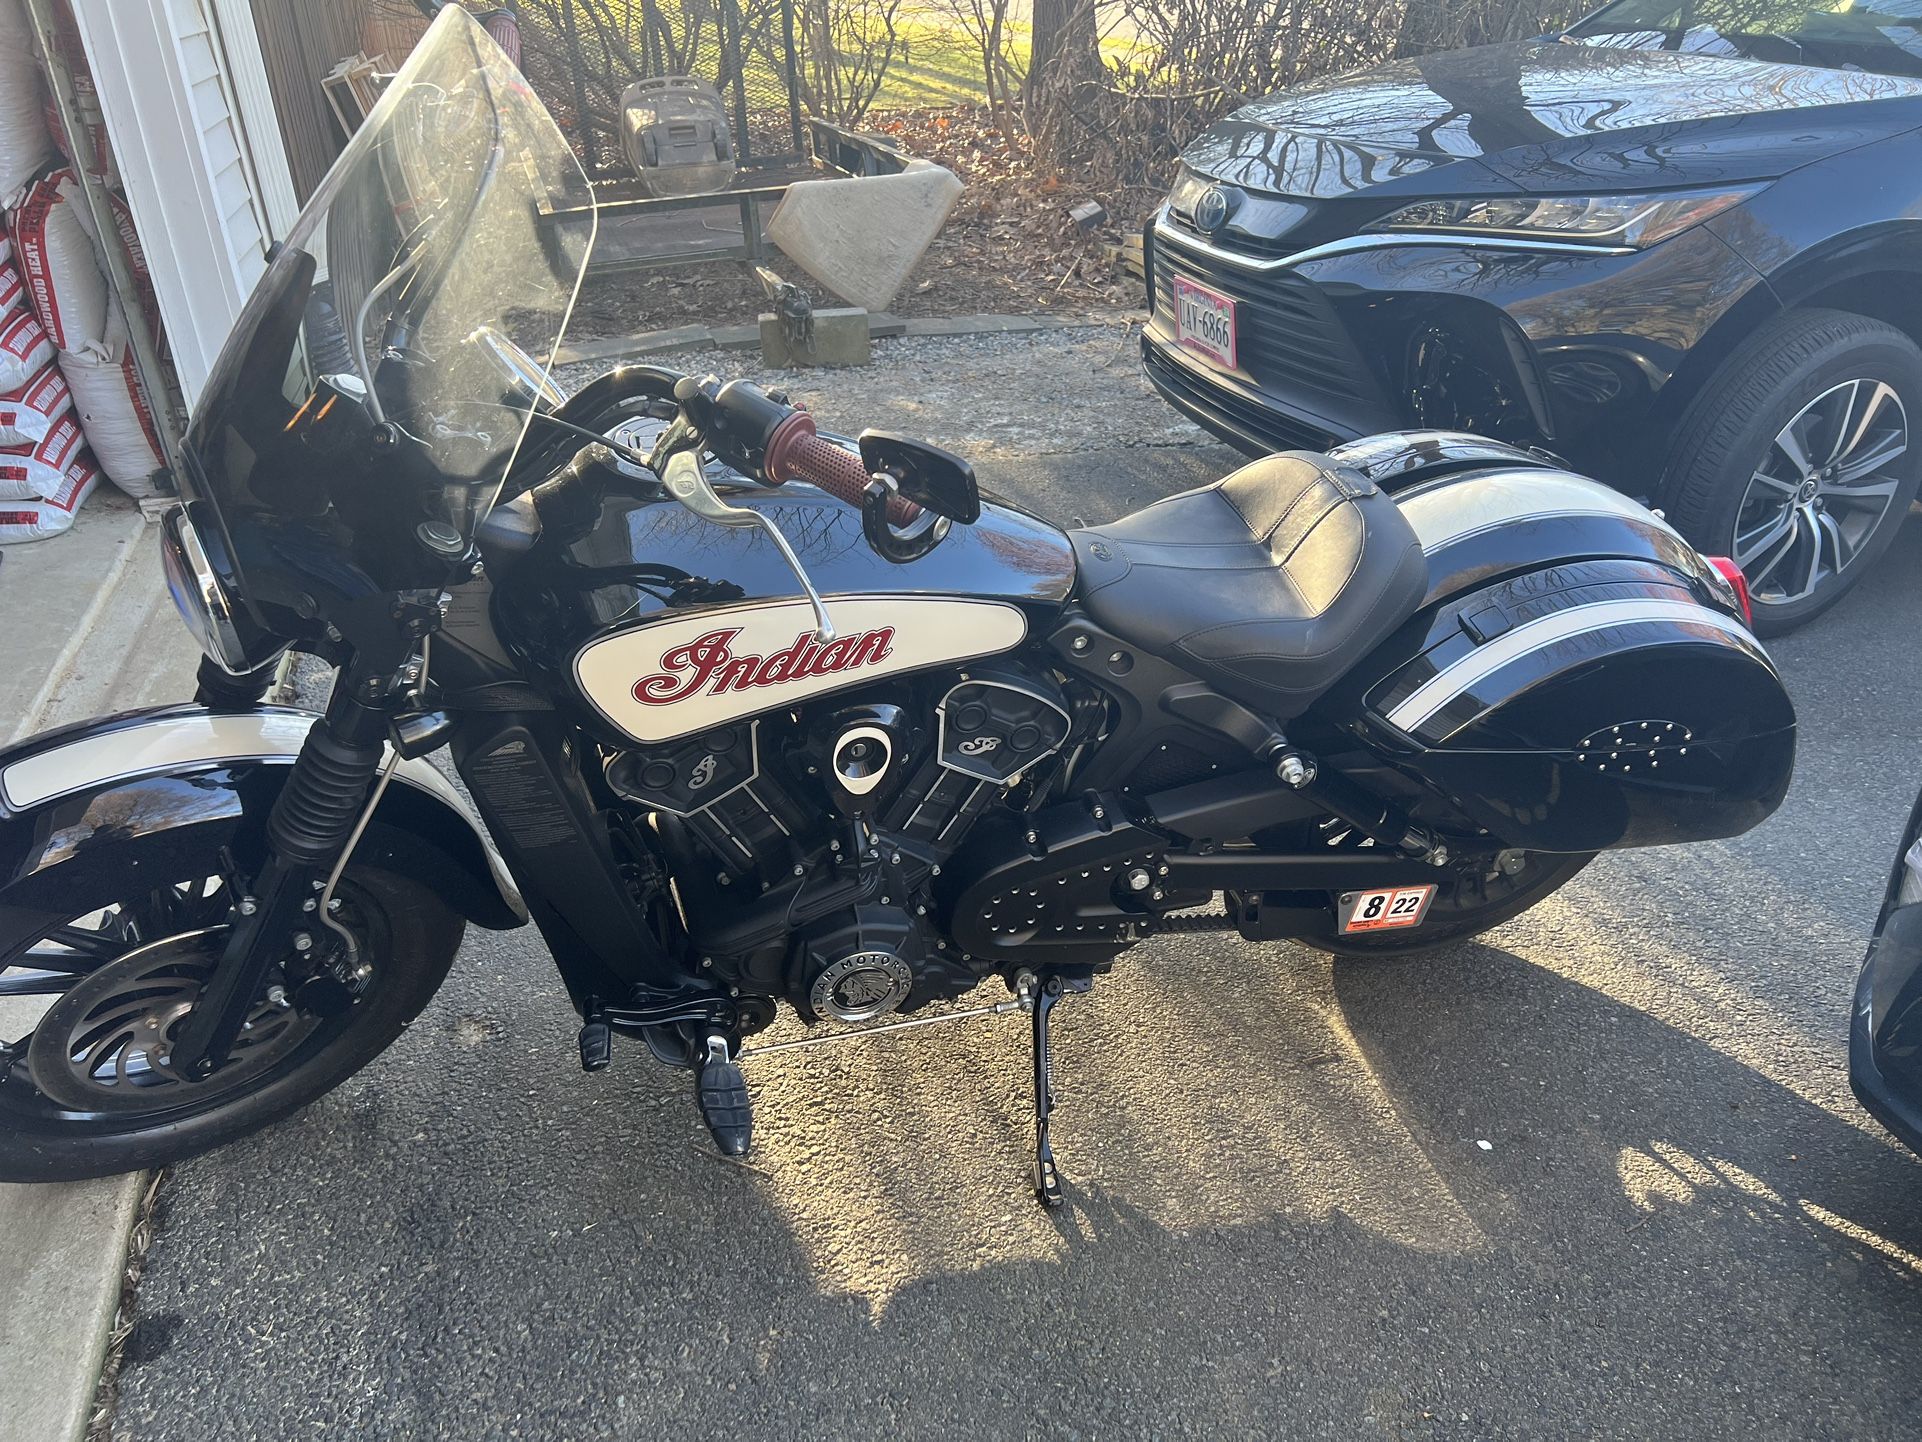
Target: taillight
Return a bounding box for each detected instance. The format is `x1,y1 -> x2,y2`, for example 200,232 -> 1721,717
1705,555 -> 1752,627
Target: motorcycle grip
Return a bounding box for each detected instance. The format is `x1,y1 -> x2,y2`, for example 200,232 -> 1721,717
764,413 -> 922,527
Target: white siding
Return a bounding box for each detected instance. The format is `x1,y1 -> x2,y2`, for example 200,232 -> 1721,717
71,0 -> 290,404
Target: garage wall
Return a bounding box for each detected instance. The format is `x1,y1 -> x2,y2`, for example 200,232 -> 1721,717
71,0 -> 293,404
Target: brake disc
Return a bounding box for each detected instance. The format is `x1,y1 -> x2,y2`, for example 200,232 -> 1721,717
27,927 -> 321,1114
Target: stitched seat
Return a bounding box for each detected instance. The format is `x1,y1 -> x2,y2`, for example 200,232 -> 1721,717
1069,452 -> 1428,718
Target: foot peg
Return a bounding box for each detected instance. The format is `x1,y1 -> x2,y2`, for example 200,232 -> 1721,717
695,1034 -> 752,1156
578,1017 -> 612,1072
1024,971 -> 1090,1209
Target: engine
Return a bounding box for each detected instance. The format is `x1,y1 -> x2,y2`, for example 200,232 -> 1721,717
603,662 -> 1092,1027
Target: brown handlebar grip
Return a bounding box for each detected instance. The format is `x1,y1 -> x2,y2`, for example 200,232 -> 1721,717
763,414 -> 923,527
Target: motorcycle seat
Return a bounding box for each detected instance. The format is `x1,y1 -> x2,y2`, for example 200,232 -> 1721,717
1068,453 -> 1428,719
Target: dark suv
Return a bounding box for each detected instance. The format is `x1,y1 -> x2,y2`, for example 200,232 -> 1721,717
1143,0 -> 1922,633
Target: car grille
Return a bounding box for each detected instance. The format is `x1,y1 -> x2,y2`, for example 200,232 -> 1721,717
1150,231 -> 1387,425
1143,343 -> 1344,452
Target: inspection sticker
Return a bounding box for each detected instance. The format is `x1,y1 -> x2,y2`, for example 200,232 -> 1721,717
1338,884 -> 1438,934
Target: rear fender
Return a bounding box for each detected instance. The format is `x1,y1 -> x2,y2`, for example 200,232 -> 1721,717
0,704 -> 526,933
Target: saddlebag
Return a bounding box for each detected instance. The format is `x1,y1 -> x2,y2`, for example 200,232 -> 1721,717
1331,461 -> 1797,854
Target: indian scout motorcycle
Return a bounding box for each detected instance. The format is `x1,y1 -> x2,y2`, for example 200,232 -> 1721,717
0,11 -> 1797,1207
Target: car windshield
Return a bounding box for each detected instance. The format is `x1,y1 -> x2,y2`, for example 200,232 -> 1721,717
182,6 -> 596,569
1569,0 -> 1922,77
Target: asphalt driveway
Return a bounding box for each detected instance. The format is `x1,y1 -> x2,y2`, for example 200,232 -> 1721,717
110,435 -> 1922,1441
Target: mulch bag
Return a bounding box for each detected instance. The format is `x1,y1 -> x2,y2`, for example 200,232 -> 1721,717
0,411 -> 85,499
43,82 -> 119,192
0,452 -> 99,542
0,364 -> 72,446
12,169 -> 113,356
39,0 -> 118,190
59,346 -> 163,495
0,0 -> 55,204
0,309 -> 54,391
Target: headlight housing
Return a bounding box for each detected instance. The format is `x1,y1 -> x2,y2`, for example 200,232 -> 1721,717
1166,163 -> 1211,218
161,505 -> 252,675
1372,187 -> 1758,249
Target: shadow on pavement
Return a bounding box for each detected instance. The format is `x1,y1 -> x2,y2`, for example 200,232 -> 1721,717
112,918 -> 1922,1442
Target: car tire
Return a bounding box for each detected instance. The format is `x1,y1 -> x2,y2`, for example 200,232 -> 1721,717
1660,307 -> 1922,637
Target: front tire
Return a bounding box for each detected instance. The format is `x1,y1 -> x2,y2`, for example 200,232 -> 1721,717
1661,307 -> 1922,637
0,862 -> 463,1183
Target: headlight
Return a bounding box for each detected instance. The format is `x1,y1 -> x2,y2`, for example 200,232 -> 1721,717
161,506 -> 251,675
1166,163 -> 1211,218
1372,187 -> 1757,249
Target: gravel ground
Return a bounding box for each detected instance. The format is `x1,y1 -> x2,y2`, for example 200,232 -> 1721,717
552,322 -> 1209,466
106,348 -> 1922,1440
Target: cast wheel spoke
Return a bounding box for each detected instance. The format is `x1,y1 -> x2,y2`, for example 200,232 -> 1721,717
1773,412 -> 1817,475
0,969 -> 79,998
1833,431 -> 1906,484
1739,512 -> 1799,583
1745,468 -> 1799,498
1816,508 -> 1849,573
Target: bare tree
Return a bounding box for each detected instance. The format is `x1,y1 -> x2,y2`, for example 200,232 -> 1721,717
797,0 -> 907,122
933,0 -> 1025,134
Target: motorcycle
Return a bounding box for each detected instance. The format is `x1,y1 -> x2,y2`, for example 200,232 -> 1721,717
0,10 -> 1797,1206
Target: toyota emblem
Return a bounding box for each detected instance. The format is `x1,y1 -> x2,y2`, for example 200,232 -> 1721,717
1194,184 -> 1235,233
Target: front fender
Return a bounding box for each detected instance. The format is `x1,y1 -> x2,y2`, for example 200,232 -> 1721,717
0,704 -> 526,931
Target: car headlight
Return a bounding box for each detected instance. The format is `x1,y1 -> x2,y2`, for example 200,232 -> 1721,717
1166,163 -> 1211,218
1372,187 -> 1758,249
161,506 -> 251,675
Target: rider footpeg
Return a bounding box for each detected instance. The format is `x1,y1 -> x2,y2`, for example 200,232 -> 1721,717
695,1034 -> 752,1156
578,1017 -> 612,1072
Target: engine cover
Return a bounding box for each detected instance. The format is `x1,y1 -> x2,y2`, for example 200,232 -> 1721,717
944,792 -> 1167,967
937,671 -> 1073,784
793,902 -> 984,1021
809,950 -> 914,1022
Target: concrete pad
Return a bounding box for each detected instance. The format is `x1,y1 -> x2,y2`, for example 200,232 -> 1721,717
0,492 -> 145,740
0,509 -> 200,1442
766,159 -> 964,313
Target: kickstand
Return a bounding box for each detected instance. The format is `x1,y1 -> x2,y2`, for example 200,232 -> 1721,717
1024,971 -> 1089,1209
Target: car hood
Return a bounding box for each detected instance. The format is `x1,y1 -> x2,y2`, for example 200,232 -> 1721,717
1182,41 -> 1922,199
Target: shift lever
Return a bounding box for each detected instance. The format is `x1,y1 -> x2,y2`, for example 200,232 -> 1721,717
658,449 -> 836,643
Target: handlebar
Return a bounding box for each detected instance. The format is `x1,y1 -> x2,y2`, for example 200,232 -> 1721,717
765,413 -> 923,527
691,377 -> 923,528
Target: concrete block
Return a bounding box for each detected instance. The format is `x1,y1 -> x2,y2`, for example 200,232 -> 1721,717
766,159 -> 964,313
760,307 -> 871,368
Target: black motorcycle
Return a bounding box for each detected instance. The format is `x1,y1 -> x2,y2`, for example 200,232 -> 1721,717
0,11 -> 1797,1206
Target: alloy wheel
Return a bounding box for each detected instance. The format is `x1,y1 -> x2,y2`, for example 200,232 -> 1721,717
1733,378 -> 1909,609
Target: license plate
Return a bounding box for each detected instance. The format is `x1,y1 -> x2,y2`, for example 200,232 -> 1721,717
1338,884 -> 1438,934
1172,275 -> 1237,369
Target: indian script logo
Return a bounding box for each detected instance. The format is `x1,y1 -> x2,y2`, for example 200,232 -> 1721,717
633,625 -> 898,706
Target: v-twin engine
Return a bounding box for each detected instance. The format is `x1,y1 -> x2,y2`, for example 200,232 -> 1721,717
603,663 -> 1088,1025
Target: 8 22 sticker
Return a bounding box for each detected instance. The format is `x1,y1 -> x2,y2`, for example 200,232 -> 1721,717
1338,884 -> 1438,934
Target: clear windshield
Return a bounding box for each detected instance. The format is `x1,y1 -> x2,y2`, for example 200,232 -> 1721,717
182,8 -> 596,581
1570,0 -> 1922,77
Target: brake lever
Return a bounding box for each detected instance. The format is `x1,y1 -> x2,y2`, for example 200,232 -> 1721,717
660,449 -> 836,642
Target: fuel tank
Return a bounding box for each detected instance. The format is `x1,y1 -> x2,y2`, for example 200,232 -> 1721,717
493,475 -> 1077,745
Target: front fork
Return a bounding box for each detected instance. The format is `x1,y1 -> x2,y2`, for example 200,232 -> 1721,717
169,656 -> 402,1078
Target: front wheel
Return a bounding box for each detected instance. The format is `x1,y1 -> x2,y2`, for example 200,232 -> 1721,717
1660,307 -> 1922,637
1302,849 -> 1595,958
0,862 -> 463,1183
